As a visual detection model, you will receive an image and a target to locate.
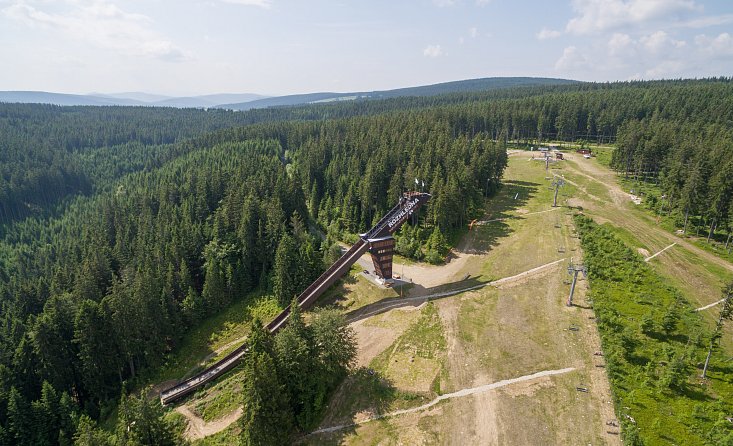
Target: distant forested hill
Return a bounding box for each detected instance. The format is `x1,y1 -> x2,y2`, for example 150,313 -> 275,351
218,76 -> 578,110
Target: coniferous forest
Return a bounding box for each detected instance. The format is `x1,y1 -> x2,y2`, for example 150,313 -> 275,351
0,78 -> 732,444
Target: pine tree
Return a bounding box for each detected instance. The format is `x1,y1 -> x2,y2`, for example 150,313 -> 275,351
274,299 -> 321,429
74,415 -> 113,446
240,351 -> 292,446
247,318 -> 275,359
7,387 -> 32,445
202,247 -> 227,312
272,234 -> 298,307
310,309 -> 356,381
116,389 -> 182,446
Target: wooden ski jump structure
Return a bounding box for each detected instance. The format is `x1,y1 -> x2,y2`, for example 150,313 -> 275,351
160,192 -> 430,405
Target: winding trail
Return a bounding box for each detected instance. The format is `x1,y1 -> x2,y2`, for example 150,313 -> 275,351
310,367 -> 576,435
175,405 -> 243,440
564,153 -> 733,275
645,243 -> 676,262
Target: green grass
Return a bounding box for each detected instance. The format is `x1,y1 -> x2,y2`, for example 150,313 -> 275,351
364,302 -> 447,409
575,215 -> 733,446
164,409 -> 189,440
139,293 -> 281,385
602,223 -> 647,251
371,302 -> 446,370
690,237 -> 733,264
192,369 -> 245,422
591,145 -> 615,167
192,423 -> 241,445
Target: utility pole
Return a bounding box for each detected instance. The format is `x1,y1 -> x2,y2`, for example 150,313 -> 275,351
567,260 -> 588,307
552,178 -> 565,207
702,287 -> 732,378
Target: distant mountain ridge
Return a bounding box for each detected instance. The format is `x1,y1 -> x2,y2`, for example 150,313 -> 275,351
0,91 -> 268,108
0,77 -> 578,110
217,77 -> 579,110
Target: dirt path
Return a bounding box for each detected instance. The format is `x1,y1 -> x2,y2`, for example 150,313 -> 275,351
173,255 -> 568,440
175,405 -> 243,440
474,207 -> 561,224
695,298 -> 726,312
489,258 -> 565,287
345,258 -> 567,323
565,152 -> 733,275
310,367 -> 576,435
645,243 -> 676,262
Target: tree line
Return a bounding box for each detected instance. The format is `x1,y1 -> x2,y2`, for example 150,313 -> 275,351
4,78 -> 731,226
612,117 -> 733,247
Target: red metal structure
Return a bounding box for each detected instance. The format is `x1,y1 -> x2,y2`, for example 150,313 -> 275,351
160,191 -> 431,405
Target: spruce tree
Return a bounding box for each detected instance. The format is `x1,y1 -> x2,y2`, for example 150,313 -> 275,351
272,234 -> 298,307
240,352 -> 292,446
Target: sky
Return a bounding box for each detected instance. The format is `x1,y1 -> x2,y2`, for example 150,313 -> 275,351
1,0 -> 732,96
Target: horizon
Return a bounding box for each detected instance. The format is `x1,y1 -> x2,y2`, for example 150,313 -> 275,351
6,75 -> 733,101
1,0 -> 732,96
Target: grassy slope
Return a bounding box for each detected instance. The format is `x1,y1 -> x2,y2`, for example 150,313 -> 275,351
575,215 -> 733,446
309,152 -> 616,445
140,294 -> 281,386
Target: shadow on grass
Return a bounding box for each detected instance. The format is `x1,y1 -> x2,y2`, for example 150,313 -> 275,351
704,361 -> 733,379
459,179 -> 541,256
344,276 -> 489,324
302,368 -> 427,444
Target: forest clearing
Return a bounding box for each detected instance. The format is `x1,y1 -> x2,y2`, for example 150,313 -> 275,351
172,144 -> 732,445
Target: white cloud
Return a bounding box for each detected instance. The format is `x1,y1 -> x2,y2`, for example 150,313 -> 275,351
469,27 -> 477,38
221,0 -> 272,8
640,30 -> 686,54
537,27 -> 562,40
565,0 -> 700,35
608,33 -> 634,56
644,59 -> 685,77
547,0 -> 733,80
555,27 -> 733,79
694,32 -> 733,57
423,44 -> 443,57
2,0 -> 188,61
679,14 -> 733,28
555,45 -> 588,70
433,0 -> 455,7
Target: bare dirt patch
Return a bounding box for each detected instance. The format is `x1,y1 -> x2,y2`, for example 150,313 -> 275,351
348,308 -> 426,370
176,404 -> 243,441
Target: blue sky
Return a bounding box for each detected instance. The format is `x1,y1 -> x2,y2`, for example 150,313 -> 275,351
1,0 -> 732,95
